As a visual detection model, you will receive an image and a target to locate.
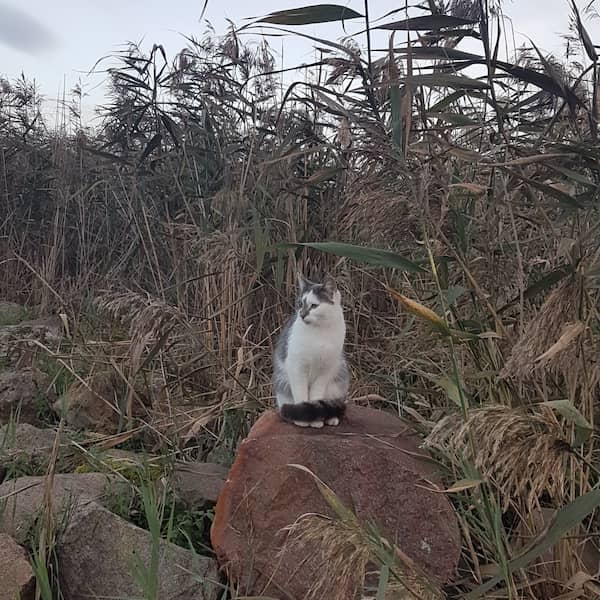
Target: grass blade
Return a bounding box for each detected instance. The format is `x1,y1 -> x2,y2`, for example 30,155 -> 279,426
570,0 -> 598,62
386,287 -> 451,335
378,15 -> 476,30
378,73 -> 489,90
543,398 -> 593,447
375,564 -> 390,600
280,241 -> 423,272
466,489 -> 600,599
255,4 -> 362,25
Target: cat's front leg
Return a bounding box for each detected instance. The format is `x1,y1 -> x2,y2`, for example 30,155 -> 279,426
287,366 -> 323,428
308,374 -> 329,402
287,365 -> 308,405
309,374 -> 342,426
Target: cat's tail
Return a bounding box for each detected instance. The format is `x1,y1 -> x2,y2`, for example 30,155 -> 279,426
279,398 -> 346,423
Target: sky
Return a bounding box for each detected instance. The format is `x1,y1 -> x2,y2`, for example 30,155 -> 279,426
0,0 -> 590,125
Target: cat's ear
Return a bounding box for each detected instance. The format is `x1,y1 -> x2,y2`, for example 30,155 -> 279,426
297,273 -> 311,294
322,275 -> 337,296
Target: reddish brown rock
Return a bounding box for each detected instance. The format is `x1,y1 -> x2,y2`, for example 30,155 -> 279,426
211,405 -> 460,599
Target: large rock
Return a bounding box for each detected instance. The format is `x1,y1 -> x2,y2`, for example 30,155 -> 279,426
211,405 -> 461,599
57,371 -> 150,434
57,502 -> 218,600
0,301 -> 27,325
0,533 -> 35,600
79,449 -> 227,510
0,423 -> 71,480
0,368 -> 54,426
0,316 -> 63,368
0,472 -> 132,543
82,447 -> 166,474
169,462 -> 228,510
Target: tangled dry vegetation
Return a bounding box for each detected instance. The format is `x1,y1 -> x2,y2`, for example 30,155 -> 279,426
2,0 -> 600,597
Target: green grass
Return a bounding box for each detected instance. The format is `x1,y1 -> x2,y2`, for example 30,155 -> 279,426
105,464 -> 216,557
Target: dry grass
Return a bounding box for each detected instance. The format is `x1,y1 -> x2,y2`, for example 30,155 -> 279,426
426,405 -> 572,512
283,513 -> 443,600
283,514 -> 371,600
502,275 -> 586,380
1,1 -> 600,598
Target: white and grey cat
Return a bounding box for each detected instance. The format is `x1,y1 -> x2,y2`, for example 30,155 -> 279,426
273,273 -> 349,428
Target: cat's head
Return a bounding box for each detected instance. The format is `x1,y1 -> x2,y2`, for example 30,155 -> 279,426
295,273 -> 342,325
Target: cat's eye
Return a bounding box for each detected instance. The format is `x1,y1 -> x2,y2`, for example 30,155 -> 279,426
310,303 -> 318,309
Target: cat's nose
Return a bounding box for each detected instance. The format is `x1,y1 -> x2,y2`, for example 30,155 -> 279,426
300,308 -> 309,319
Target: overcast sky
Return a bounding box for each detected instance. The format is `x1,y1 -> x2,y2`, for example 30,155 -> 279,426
0,0 -> 589,124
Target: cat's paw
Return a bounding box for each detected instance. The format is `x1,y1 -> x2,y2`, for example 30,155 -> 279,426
325,417 -> 340,426
291,419 -> 325,428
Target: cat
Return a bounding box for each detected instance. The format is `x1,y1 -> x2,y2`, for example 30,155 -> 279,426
273,273 -> 349,428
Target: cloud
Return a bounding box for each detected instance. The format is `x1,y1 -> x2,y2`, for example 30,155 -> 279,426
0,3 -> 57,55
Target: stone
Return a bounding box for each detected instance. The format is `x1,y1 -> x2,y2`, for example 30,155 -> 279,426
205,445 -> 235,467
0,472 -> 132,543
0,316 -> 63,368
0,301 -> 27,325
57,502 -> 218,600
84,447 -> 162,470
0,423 -> 75,480
0,533 -> 35,600
0,368 -> 54,426
169,462 -> 228,510
77,449 -> 227,510
78,447 -> 169,484
211,405 -> 461,599
57,371 -> 150,434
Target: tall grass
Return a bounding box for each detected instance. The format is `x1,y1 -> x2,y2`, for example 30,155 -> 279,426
1,0 -> 600,597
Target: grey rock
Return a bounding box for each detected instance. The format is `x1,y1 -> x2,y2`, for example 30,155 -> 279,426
57,371 -> 150,435
0,302 -> 27,325
170,461 -> 228,510
0,423 -> 77,480
1,423 -> 56,480
80,447 -> 170,484
0,533 -> 35,600
57,502 -> 218,600
0,316 -> 63,368
80,451 -> 227,510
0,472 -> 132,543
205,445 -> 235,467
0,368 -> 54,426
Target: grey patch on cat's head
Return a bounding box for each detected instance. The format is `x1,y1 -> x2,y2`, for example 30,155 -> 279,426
297,273 -> 313,295
297,273 -> 337,304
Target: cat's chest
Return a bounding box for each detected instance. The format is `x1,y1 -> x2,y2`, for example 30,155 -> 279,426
287,324 -> 343,366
